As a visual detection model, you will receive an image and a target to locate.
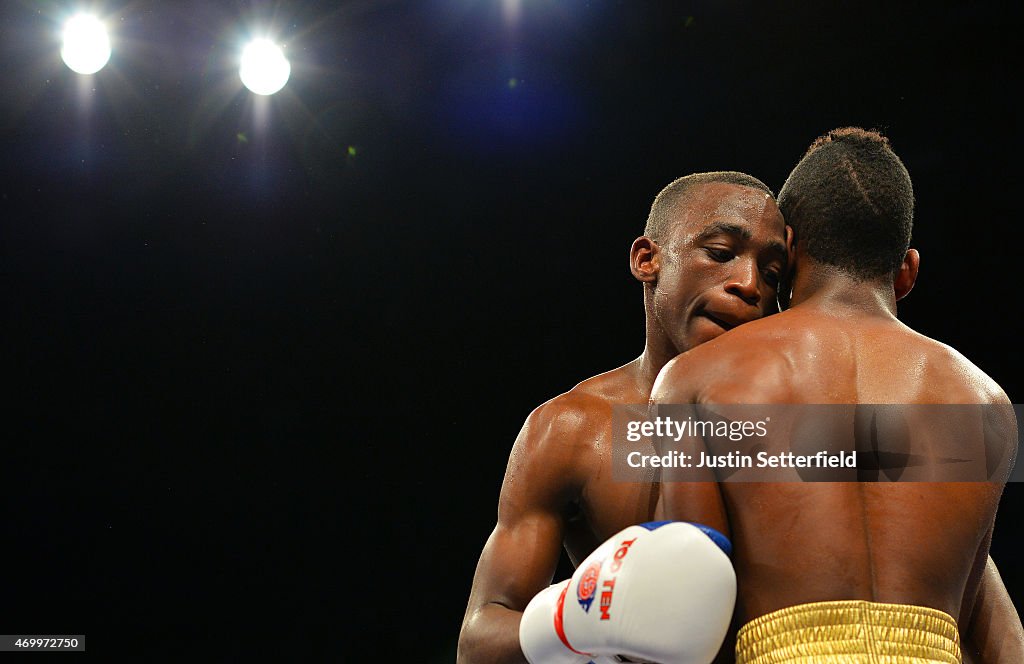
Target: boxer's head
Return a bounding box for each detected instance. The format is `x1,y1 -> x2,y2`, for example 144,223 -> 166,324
630,173 -> 789,354
778,127 -> 918,299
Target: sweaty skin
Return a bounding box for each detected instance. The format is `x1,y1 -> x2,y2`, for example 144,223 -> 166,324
653,251 -> 1020,659
457,182 -> 788,664
459,180 -> 1022,663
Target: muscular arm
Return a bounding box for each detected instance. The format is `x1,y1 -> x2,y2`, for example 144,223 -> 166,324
457,401 -> 586,664
962,399 -> 1022,663
963,557 -> 1024,664
651,356 -> 737,663
651,356 -> 730,537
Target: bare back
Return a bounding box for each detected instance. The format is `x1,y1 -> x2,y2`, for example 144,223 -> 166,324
654,305 -> 1014,627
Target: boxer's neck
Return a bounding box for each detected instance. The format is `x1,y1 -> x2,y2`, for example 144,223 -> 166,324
788,262 -> 897,317
636,340 -> 673,391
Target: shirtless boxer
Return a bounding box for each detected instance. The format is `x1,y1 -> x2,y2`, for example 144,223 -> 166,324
457,172 -> 789,663
653,128 -> 1023,663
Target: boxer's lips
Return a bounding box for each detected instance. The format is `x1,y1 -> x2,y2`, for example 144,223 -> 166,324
700,310 -> 747,331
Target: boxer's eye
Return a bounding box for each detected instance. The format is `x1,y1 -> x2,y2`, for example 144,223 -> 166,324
763,269 -> 781,289
705,247 -> 734,262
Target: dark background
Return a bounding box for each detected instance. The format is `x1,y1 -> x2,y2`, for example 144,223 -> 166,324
2,0 -> 1020,660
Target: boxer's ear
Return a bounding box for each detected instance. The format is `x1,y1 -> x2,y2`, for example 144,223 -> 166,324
894,249 -> 920,301
630,236 -> 660,283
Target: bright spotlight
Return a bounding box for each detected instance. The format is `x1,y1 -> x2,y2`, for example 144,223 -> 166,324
61,14 -> 111,75
239,39 -> 291,96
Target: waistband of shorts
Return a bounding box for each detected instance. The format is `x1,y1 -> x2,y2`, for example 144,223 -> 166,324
735,600 -> 961,664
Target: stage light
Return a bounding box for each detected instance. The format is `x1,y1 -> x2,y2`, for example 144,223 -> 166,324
60,13 -> 111,75
239,39 -> 290,96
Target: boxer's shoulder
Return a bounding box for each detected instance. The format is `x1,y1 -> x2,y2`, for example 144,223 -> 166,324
880,323 -> 1010,404
656,321 -> 794,400
925,342 -> 1008,404
531,363 -> 644,435
508,366 -> 634,490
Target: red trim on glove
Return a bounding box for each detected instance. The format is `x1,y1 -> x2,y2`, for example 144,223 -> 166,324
553,580 -> 592,656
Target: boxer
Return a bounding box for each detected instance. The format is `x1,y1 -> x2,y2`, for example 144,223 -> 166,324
458,172 -> 788,663
653,128 -> 1023,663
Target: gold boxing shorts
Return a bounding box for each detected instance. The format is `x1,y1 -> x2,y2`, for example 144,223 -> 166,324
735,600 -> 961,663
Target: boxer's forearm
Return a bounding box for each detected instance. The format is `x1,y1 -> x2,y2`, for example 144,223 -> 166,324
457,603 -> 528,664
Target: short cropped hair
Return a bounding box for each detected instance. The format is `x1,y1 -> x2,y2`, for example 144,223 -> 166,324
777,127 -> 914,279
644,171 -> 774,243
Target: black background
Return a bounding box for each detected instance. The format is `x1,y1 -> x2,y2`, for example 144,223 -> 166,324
2,1 -> 1021,660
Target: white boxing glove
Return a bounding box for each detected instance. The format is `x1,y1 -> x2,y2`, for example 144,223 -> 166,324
519,579 -> 593,664
520,521 -> 736,664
